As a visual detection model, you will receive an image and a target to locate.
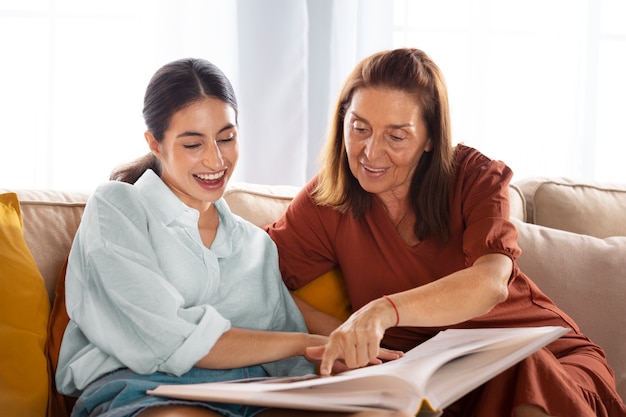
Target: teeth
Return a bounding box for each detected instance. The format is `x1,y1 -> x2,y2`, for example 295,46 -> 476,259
364,165 -> 385,173
195,171 -> 225,181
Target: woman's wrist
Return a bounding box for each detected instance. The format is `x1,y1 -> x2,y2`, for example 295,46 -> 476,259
382,295 -> 400,327
296,333 -> 327,356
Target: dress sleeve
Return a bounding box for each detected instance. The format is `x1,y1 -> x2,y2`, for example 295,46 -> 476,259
65,183 -> 230,376
266,179 -> 339,290
456,148 -> 521,269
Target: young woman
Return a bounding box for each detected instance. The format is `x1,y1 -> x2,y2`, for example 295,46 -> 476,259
55,58 -> 406,417
267,48 -> 626,417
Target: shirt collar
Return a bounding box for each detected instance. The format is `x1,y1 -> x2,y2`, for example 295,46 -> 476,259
133,170 -> 235,257
134,169 -> 191,226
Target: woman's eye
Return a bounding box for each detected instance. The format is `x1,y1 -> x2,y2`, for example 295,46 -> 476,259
183,143 -> 201,149
217,131 -> 236,144
352,121 -> 368,133
388,130 -> 406,141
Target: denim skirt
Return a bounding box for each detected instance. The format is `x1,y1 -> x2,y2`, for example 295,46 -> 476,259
71,366 -> 269,417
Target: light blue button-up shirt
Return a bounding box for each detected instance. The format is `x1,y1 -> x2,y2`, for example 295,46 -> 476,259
56,170 -> 313,396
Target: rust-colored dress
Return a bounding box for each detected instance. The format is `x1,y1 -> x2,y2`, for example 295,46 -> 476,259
267,145 -> 626,417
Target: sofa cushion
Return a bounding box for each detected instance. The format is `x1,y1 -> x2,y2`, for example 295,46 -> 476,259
513,217 -> 626,400
0,193 -> 50,416
45,258 -> 76,417
224,182 -> 301,227
515,177 -> 626,238
508,183 -> 526,222
6,189 -> 89,304
294,268 -> 352,321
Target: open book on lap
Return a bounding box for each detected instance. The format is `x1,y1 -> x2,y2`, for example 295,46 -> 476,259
147,326 -> 568,416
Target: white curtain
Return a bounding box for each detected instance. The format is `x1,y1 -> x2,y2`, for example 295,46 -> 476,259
233,0 -> 309,185
0,0 -> 392,189
393,0 -> 626,183
1,0 -> 623,190
234,0 -> 393,185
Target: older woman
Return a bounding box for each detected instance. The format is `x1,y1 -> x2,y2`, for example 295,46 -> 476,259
267,48 -> 626,417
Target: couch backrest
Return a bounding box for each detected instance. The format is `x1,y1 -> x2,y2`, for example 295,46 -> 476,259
223,183 -> 301,227
9,189 -> 89,303
516,177 -> 626,237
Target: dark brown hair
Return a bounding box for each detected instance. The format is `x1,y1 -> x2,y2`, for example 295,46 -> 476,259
110,58 -> 238,183
313,48 -> 454,242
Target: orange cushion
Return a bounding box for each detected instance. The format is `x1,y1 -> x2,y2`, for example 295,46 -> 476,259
0,193 -> 50,416
294,268 -> 352,321
45,258 -> 75,417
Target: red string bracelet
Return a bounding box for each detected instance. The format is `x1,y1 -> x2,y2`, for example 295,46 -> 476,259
382,295 -> 400,327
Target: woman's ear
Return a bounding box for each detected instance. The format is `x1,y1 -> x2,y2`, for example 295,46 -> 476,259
144,131 -> 162,159
425,137 -> 434,152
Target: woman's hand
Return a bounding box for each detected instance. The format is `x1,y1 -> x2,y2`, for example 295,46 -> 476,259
307,254 -> 512,376
313,297 -> 402,376
305,344 -> 403,375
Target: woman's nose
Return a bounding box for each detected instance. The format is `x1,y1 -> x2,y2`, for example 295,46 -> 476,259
202,141 -> 224,168
364,133 -> 384,160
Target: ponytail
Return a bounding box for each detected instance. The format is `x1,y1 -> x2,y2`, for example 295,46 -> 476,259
109,153 -> 161,184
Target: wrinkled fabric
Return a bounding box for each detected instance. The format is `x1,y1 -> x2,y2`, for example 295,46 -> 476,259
71,367 -> 268,417
443,347 -> 624,417
57,170 -> 313,397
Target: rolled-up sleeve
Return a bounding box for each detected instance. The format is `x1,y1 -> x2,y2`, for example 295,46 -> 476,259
70,240 -> 230,375
59,181 -> 231,393
458,151 -> 521,269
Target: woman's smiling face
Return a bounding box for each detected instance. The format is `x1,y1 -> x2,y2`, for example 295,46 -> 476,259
145,97 -> 239,211
343,87 -> 432,201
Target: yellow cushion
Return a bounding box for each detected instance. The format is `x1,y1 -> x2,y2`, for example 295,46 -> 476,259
294,268 -> 352,321
0,193 -> 50,417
